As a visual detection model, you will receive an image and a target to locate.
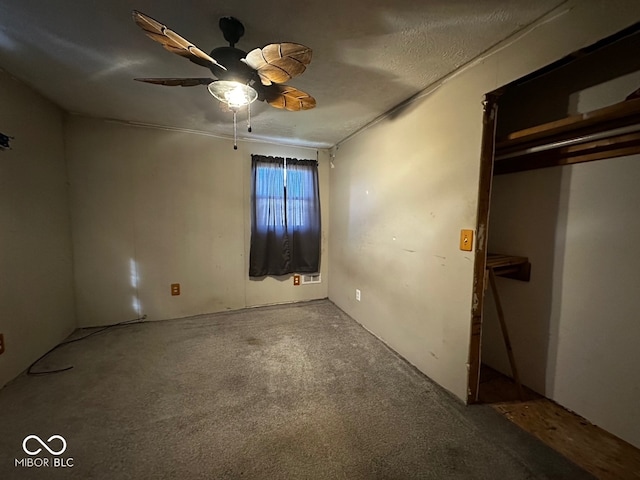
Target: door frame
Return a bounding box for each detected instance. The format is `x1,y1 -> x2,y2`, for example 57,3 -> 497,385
467,92 -> 500,404
465,22 -> 640,404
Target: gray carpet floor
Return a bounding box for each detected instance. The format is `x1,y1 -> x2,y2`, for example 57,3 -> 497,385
0,300 -> 592,479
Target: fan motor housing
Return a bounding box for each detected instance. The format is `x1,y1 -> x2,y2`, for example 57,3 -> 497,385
210,47 -> 256,84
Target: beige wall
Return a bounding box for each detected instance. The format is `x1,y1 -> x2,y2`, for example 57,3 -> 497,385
65,117 -> 329,326
483,61 -> 640,445
485,156 -> 640,448
328,0 -> 640,401
0,69 -> 76,387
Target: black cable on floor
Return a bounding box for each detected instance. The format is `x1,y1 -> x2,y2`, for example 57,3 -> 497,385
27,315 -> 147,376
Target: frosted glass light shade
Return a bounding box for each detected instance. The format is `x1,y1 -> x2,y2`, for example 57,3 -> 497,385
208,81 -> 258,108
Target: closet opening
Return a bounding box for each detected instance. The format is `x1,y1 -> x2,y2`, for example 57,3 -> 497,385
467,21 -> 640,476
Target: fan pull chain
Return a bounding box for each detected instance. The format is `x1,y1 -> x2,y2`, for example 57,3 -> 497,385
247,102 -> 252,133
233,109 -> 238,150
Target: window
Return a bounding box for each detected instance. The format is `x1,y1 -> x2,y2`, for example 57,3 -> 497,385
249,155 -> 321,277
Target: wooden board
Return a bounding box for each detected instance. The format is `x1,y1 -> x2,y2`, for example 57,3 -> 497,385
486,253 -> 531,281
494,98 -> 640,175
496,98 -> 640,149
495,131 -> 640,175
467,93 -> 500,404
480,365 -> 640,480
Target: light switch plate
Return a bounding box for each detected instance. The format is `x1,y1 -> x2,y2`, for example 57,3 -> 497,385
460,229 -> 474,251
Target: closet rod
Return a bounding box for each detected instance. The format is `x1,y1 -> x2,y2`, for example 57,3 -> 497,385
495,123 -> 640,161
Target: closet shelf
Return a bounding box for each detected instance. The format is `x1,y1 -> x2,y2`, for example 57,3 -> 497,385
494,97 -> 640,175
486,253 -> 530,282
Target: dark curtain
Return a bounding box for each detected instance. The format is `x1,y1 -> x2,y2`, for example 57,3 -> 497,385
249,155 -> 321,277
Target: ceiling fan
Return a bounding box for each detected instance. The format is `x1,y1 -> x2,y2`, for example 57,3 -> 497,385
132,10 -> 316,147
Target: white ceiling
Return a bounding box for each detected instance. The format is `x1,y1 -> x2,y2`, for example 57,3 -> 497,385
0,0 -> 566,148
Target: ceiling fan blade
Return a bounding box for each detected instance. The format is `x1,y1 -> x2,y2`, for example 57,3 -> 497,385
244,43 -> 312,85
134,78 -> 214,87
132,10 -> 226,72
263,85 -> 316,111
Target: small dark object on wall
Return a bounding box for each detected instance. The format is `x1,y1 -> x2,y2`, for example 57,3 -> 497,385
626,87 -> 640,101
0,132 -> 13,150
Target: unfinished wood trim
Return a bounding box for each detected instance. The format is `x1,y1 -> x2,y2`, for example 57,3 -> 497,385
467,93 -> 499,404
498,22 -> 640,96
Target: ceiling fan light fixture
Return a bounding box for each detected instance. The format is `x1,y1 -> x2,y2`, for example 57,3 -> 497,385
131,11 -> 315,150
207,80 -> 258,109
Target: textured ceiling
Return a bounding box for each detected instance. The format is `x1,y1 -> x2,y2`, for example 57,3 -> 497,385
0,0 -> 566,148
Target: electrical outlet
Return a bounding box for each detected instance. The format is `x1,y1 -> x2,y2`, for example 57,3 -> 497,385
355,289 -> 361,302
293,274 -> 301,286
171,283 -> 181,296
0,333 -> 5,355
